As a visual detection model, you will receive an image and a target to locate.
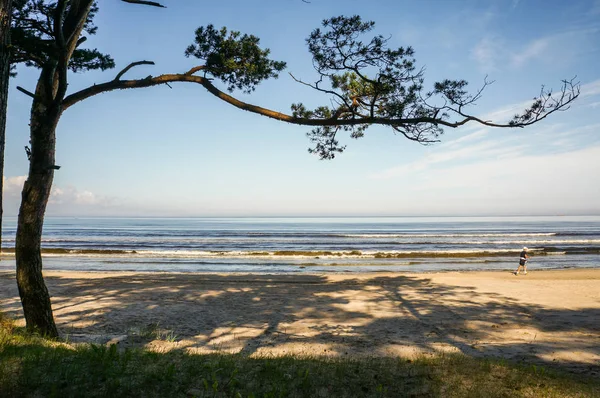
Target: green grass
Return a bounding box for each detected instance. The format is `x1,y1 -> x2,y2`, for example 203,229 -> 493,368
1,313 -> 598,397
129,322 -> 179,342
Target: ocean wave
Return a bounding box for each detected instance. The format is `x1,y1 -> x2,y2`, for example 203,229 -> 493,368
435,239 -> 600,245
1,246 -> 596,259
340,233 -> 558,238
60,230 -> 593,240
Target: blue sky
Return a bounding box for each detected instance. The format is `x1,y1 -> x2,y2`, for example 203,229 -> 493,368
4,0 -> 600,217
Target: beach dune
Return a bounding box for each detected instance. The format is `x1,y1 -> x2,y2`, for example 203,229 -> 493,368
1,269 -> 599,376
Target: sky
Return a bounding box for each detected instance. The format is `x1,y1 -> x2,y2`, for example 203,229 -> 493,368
3,0 -> 600,217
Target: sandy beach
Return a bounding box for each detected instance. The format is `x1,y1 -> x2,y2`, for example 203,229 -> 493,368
1,269 -> 599,376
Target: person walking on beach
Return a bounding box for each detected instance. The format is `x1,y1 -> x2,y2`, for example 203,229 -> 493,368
514,247 -> 529,275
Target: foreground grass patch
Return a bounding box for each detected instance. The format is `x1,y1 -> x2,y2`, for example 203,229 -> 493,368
1,315 -> 598,397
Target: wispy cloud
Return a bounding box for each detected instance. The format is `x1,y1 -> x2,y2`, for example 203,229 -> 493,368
411,144 -> 600,194
364,143 -> 600,215
472,26 -> 598,72
510,37 -> 551,68
459,78 -> 599,128
471,37 -> 503,72
370,139 -> 521,180
591,0 -> 600,15
370,101 -> 600,183
580,79 -> 600,98
445,129 -> 489,147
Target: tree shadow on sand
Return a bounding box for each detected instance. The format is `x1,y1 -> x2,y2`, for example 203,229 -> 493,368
0,272 -> 598,376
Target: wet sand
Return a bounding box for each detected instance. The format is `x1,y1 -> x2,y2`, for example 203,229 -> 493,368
1,269 -> 599,375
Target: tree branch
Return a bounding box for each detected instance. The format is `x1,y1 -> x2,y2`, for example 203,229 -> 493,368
17,86 -> 36,99
121,0 -> 166,7
289,72 -> 352,113
76,36 -> 87,48
52,0 -> 70,105
114,60 -> 155,81
62,71 -> 576,132
53,0 -> 95,105
185,65 -> 206,75
63,0 -> 95,50
54,0 -> 68,50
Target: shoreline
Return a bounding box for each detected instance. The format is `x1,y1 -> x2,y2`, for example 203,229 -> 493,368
1,254 -> 598,275
1,268 -> 599,376
1,266 -> 599,276
2,265 -> 599,278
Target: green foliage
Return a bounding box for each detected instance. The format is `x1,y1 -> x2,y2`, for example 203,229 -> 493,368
291,103 -> 361,160
293,16 -> 579,160
9,5 -> 577,160
185,24 -> 286,93
67,48 -> 114,73
10,1 -> 115,73
293,15 -> 471,158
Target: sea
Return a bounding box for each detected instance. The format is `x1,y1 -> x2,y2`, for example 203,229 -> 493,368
1,216 -> 599,273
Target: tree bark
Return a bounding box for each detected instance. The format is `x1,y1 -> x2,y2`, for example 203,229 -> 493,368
0,0 -> 12,258
15,86 -> 61,337
14,1 -> 93,338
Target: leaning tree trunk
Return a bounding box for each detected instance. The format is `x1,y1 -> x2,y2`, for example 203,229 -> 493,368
0,0 -> 12,258
14,0 -> 94,338
15,91 -> 61,337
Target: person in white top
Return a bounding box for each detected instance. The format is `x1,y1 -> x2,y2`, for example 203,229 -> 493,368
514,247 -> 529,275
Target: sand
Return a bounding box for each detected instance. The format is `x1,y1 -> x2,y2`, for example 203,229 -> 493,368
1,269 -> 599,375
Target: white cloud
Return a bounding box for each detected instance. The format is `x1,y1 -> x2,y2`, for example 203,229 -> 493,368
3,177 -> 110,206
1,177 -> 128,216
371,145 -> 600,215
49,186 -> 115,207
370,101 -> 600,183
412,145 -> 600,204
2,176 -> 27,196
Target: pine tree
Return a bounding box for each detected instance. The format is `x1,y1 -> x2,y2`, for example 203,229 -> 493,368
9,3 -> 578,337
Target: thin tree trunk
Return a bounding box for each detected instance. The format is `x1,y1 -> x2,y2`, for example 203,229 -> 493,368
0,0 -> 12,259
15,94 -> 61,337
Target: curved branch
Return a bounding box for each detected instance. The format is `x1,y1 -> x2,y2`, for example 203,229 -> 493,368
184,65 -> 206,75
289,72 -> 352,114
76,36 -> 87,48
114,60 -> 155,81
62,71 -> 580,131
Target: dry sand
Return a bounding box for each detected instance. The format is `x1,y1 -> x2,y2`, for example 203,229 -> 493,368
1,269 -> 599,375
